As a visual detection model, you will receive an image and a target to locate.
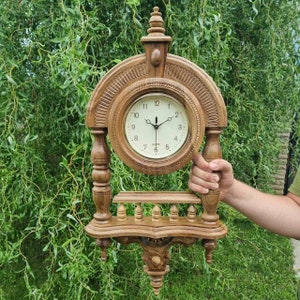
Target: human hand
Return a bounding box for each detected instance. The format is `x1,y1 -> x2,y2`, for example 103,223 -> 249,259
188,153 -> 234,200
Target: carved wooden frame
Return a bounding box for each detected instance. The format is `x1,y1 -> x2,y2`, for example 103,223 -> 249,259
108,78 -> 205,174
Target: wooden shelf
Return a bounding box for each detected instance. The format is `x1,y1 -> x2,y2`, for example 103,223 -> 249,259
85,216 -> 227,240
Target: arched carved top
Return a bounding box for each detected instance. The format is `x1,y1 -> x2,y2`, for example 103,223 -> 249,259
86,54 -> 227,129
165,54 -> 227,127
86,54 -> 147,129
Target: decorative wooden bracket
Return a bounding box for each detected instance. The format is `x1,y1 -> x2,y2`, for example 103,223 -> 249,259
116,236 -> 197,295
85,7 -> 227,295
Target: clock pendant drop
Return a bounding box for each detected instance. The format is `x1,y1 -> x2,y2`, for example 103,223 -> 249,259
125,93 -> 189,159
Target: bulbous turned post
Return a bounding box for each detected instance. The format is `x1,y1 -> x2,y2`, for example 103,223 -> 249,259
200,128 -> 223,225
91,129 -> 112,222
202,239 -> 217,264
141,6 -> 172,78
96,238 -> 112,261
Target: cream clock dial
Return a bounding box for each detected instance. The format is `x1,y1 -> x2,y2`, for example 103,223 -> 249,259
125,93 -> 189,159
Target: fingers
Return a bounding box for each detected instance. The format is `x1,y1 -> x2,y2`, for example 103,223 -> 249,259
188,169 -> 219,194
188,154 -> 218,194
189,153 -> 233,194
188,179 -> 217,194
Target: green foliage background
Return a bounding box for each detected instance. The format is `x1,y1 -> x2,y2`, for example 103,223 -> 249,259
0,0 -> 299,299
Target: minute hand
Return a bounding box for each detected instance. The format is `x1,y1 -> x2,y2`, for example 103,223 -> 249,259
157,116 -> 174,127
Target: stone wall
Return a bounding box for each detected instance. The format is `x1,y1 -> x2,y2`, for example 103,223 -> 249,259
271,130 -> 291,195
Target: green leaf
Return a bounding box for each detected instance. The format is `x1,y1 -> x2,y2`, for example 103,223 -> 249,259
5,74 -> 17,85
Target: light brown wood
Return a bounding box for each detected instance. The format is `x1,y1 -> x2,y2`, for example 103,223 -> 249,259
90,129 -> 112,223
85,55 -> 227,130
113,191 -> 201,204
85,6 -> 228,295
85,216 -> 227,239
201,128 -> 223,224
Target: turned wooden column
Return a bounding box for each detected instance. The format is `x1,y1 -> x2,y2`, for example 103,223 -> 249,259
200,127 -> 222,225
91,129 -> 112,222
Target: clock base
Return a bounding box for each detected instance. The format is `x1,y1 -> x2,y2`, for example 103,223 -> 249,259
85,190 -> 227,295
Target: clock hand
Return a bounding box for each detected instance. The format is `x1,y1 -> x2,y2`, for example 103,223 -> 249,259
145,119 -> 154,125
154,116 -> 159,152
145,118 -> 159,129
157,116 -> 174,127
153,116 -> 173,153
154,127 -> 158,153
145,118 -> 160,130
145,116 -> 174,131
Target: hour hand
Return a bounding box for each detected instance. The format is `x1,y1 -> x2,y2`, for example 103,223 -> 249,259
145,119 -> 154,126
145,119 -> 158,129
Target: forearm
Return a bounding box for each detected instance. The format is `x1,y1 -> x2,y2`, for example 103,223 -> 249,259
223,179 -> 300,239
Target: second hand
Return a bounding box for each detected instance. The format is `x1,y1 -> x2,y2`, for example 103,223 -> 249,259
154,116 -> 158,153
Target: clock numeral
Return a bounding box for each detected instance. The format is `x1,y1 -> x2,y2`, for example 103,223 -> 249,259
174,136 -> 178,141
154,100 -> 160,106
134,112 -> 139,118
143,103 -> 148,110
134,135 -> 138,141
131,124 -> 136,130
165,144 -> 170,150
175,111 -> 179,118
178,124 -> 183,130
143,144 -> 147,150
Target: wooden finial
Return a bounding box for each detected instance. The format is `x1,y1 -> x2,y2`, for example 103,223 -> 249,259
141,6 -> 172,42
147,6 -> 165,36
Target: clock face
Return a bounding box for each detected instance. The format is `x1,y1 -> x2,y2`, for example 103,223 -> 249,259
107,78 -> 205,175
124,93 -> 189,159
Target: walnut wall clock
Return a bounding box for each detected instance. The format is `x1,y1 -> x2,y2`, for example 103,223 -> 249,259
85,7 -> 227,295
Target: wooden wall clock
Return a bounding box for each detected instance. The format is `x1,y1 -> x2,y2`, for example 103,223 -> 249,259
85,7 -> 227,295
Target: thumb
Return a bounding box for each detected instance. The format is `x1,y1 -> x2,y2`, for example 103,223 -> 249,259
208,159 -> 233,175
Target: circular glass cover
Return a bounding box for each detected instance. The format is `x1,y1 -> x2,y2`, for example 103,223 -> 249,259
125,93 -> 189,159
